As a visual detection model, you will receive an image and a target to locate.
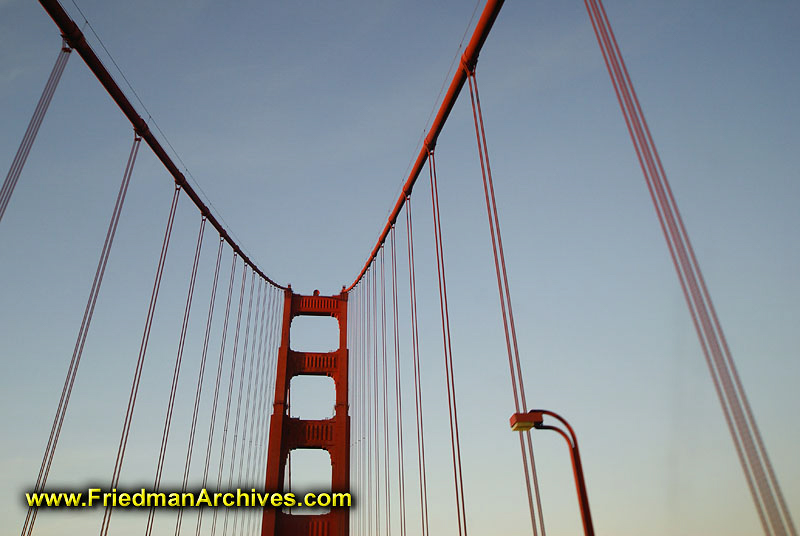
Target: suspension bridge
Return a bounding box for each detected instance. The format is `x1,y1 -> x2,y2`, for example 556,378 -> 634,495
1,1 -> 798,535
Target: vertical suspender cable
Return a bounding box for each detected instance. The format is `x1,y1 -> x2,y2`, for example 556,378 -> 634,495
373,267 -> 382,536
231,280 -> 265,536
195,251 -> 239,536
405,198 -> 430,536
427,151 -> 468,536
353,281 -> 359,535
0,41 -> 71,223
361,273 -> 368,536
351,282 -> 359,536
347,286 -> 354,534
358,278 -> 364,536
380,247 -> 392,536
390,227 -> 408,536
351,282 -> 358,536
246,285 -> 279,533
584,2 -> 796,535
366,267 -> 374,534
256,287 -> 283,534
99,185 -> 182,536
585,0 -> 766,520
20,133 -> 141,536
347,288 -> 353,533
174,235 -> 224,536
242,286 -> 273,536
211,267 -> 249,536
223,270 -> 257,536
144,215 -> 208,536
467,69 -> 545,536
360,273 -> 368,536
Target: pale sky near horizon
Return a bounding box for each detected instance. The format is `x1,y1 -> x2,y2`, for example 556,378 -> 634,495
1,1 -> 799,535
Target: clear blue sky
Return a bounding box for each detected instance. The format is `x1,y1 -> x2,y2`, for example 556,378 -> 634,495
1,1 -> 798,535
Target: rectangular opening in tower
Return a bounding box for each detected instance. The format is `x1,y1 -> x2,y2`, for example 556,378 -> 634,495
289,375 -> 335,420
282,448 -> 333,515
289,316 -> 340,353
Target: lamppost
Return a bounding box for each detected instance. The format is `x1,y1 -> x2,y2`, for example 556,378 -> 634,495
510,409 -> 595,536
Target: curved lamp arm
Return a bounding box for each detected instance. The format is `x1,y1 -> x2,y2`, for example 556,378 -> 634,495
510,409 -> 595,536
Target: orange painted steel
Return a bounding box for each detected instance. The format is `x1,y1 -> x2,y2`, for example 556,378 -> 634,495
346,0 -> 505,292
261,289 -> 350,536
37,0 -> 285,290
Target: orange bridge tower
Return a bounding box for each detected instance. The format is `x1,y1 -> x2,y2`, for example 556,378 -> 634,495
261,289 -> 350,536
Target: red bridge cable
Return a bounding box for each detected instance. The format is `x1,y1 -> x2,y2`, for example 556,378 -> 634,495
143,215 -> 208,536
98,185 -> 182,536
373,266 -> 382,536
363,272 -> 370,536
585,2 -> 796,535
20,133 -> 141,536
231,279 -> 266,536
586,3 -> 770,524
247,279 -> 270,532
360,278 -> 367,536
346,289 -> 353,532
210,266 -> 249,536
242,284 -> 269,485
258,287 -> 283,533
390,227 -> 408,536
222,269 -> 257,536
350,282 -> 359,535
243,287 -> 275,536
262,288 -> 281,518
362,276 -> 369,536
365,273 -> 370,536
347,291 -> 353,533
356,277 -> 365,536
360,271 -> 368,535
405,198 -> 430,536
195,251 -> 239,536
345,0 -> 505,292
251,289 -> 272,479
174,235 -> 225,536
366,267 -> 374,536
0,40 -> 71,223
347,289 -> 353,533
37,0 -> 285,291
466,71 -> 545,536
427,151 -> 468,536
252,294 -> 280,494
365,270 -> 372,536
380,247 -> 392,536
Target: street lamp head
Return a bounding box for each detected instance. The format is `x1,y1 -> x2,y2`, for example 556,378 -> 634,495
509,410 -> 544,432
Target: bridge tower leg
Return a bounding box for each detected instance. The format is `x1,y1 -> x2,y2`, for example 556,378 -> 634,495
261,288 -> 349,536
